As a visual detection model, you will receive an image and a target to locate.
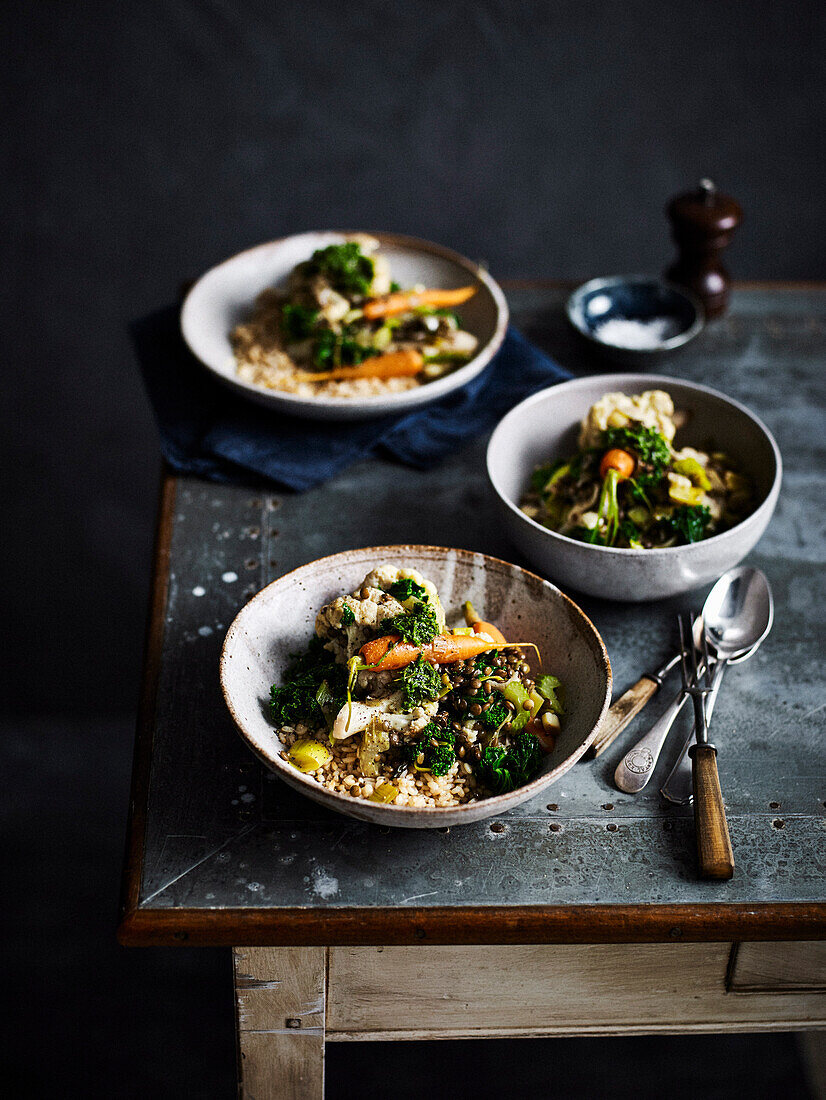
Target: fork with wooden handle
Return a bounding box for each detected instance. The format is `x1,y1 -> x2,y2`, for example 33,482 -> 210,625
679,612 -> 735,880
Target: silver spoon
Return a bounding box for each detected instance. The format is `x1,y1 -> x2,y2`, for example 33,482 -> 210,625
614,566 -> 773,794
660,566 -> 774,804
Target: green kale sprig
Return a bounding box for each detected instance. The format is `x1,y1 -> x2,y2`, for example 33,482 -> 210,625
388,578 -> 429,603
529,459 -> 566,494
312,328 -> 378,369
401,721 -> 456,776
399,657 -> 442,710
603,424 -> 671,470
281,303 -> 318,340
308,242 -> 375,298
389,603 -> 439,646
340,603 -> 355,627
480,699 -> 509,729
664,504 -> 712,543
478,733 -> 545,794
461,678 -> 510,730
270,637 -> 347,727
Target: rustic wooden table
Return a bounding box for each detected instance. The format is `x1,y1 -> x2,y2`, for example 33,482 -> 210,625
120,283 -> 826,1098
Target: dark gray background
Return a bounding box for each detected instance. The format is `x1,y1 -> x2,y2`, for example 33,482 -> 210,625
4,1 -> 824,1095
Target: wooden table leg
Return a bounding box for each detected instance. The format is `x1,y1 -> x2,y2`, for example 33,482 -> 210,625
234,946 -> 326,1099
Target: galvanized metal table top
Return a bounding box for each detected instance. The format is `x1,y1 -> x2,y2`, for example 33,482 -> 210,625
120,284 -> 826,946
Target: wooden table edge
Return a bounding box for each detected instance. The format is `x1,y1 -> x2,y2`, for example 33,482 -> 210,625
118,470 -> 177,926
118,902 -> 826,948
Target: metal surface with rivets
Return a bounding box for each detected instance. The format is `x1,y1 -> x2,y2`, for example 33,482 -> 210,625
127,286 -> 826,928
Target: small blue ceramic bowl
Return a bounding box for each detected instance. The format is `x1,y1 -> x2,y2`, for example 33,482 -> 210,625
566,275 -> 704,366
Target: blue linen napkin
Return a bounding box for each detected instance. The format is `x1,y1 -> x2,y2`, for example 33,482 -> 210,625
132,305 -> 571,491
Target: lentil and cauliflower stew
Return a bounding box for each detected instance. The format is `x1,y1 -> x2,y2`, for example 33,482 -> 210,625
269,565 -> 563,807
232,236 -> 480,399
520,390 -> 754,549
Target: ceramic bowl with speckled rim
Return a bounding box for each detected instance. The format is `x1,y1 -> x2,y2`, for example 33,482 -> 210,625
220,546 -> 611,828
487,374 -> 782,601
181,231 -> 508,421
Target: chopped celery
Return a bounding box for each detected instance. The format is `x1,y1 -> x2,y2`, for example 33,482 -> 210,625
288,739 -> 332,773
314,680 -> 336,709
668,480 -> 705,506
372,324 -> 393,350
368,783 -> 398,804
544,463 -> 570,492
627,506 -> 649,527
672,456 -> 711,491
498,679 -> 542,731
536,674 -> 564,715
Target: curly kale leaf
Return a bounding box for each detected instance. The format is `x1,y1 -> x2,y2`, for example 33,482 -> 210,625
426,743 -> 456,776
603,425 -> 671,471
270,637 -> 346,726
312,327 -> 378,369
480,699 -> 509,729
460,679 -> 509,729
399,657 -> 442,710
664,504 -> 712,544
387,578 -> 429,603
389,603 -> 439,646
281,303 -> 318,340
479,733 -> 545,794
401,721 -> 456,776
530,459 -> 567,494
618,518 -> 645,549
628,469 -> 664,505
309,242 -> 375,298
340,603 -> 355,627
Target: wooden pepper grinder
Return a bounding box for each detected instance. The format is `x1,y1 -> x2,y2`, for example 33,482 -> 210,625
665,179 -> 742,318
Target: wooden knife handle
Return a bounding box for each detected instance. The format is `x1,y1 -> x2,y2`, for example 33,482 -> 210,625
590,676 -> 659,757
691,743 -> 735,880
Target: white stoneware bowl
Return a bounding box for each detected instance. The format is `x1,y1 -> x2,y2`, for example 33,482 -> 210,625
220,546 -> 611,828
487,374 -> 782,602
181,231 -> 508,421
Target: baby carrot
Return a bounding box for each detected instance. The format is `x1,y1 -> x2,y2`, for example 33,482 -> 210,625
293,349 -> 423,383
360,630 -> 500,671
362,286 -> 477,320
472,620 -> 507,645
461,601 -> 507,644
599,448 -> 635,481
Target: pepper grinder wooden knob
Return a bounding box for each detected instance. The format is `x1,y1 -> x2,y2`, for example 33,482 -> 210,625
665,179 -> 742,319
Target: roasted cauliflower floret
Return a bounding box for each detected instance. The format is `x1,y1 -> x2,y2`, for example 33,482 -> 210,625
315,585 -> 405,664
579,390 -> 677,450
359,564 -> 446,631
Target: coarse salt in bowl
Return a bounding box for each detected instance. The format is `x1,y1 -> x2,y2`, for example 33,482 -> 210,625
566,275 -> 704,366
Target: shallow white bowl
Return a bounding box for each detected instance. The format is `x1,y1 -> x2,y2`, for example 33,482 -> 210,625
181,231 -> 508,421
487,374 -> 782,602
220,546 -> 611,828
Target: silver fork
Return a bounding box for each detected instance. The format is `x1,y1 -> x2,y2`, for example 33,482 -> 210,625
678,613 -> 735,880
